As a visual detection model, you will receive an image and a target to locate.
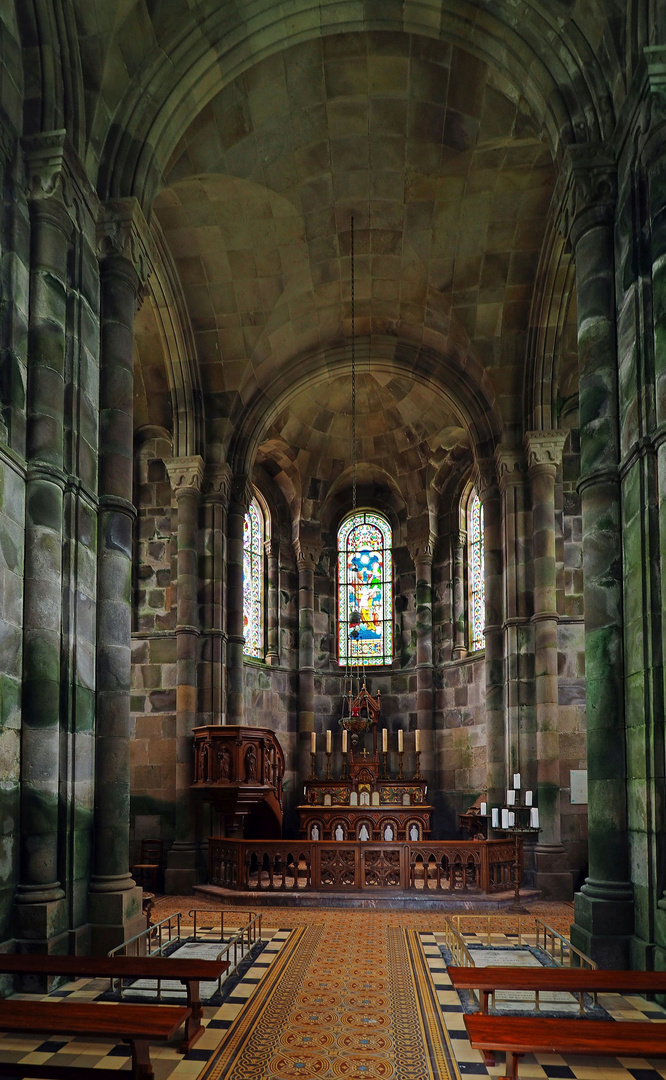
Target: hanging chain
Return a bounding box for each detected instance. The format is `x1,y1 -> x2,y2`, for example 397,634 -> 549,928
351,215 -> 357,513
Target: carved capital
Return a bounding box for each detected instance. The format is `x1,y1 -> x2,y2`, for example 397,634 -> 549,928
203,463 -> 232,506
294,521 -> 322,569
165,455 -> 205,495
23,129 -> 67,201
406,518 -> 436,562
494,445 -> 525,491
557,144 -> 617,246
264,536 -> 280,559
525,430 -> 568,472
229,475 -> 253,513
97,198 -> 153,288
473,458 -> 499,504
23,131 -> 98,238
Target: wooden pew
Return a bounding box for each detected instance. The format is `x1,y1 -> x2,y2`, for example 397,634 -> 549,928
447,964 -> 666,1014
0,955 -> 229,1051
464,1013 -> 666,1080
0,999 -> 190,1079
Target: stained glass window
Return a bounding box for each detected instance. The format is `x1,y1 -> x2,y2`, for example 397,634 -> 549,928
243,497 -> 264,658
338,510 -> 392,666
468,490 -> 485,652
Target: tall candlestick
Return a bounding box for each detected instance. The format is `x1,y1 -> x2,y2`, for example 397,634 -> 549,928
398,729 -> 404,753
326,729 -> 331,754
414,729 -> 420,752
342,729 -> 348,754
310,732 -> 316,754
382,729 -> 387,754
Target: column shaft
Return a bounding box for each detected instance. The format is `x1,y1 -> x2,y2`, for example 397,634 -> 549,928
452,531 -> 467,660
477,464 -> 505,807
265,540 -> 280,665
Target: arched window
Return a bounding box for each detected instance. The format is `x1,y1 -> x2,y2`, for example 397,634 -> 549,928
243,497 -> 264,658
338,510 -> 392,667
468,489 -> 485,652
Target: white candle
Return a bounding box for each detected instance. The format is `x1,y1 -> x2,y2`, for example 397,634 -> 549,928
415,729 -> 420,753
501,808 -> 509,829
382,729 -> 387,753
508,811 -> 515,827
342,729 -> 348,754
525,790 -> 533,806
480,802 -> 487,816
507,789 -> 515,805
326,730 -> 331,754
310,732 -> 316,754
491,808 -> 499,828
531,807 -> 539,828
513,773 -> 521,790
398,730 -> 404,753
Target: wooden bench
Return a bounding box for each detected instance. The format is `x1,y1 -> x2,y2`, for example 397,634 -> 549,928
464,1013 -> 666,1080
447,964 -> 666,1014
0,999 -> 190,1079
0,955 -> 229,1051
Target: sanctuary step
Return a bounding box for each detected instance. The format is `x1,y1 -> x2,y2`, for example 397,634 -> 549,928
194,883 -> 540,909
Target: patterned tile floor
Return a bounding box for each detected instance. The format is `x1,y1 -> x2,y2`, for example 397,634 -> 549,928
1,901 -> 665,1080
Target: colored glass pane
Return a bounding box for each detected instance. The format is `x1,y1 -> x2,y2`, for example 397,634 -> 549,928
468,490 -> 485,651
338,510 -> 392,666
243,498 -> 264,658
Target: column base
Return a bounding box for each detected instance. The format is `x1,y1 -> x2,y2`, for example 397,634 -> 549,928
533,844 -> 573,901
571,880 -> 634,967
13,892 -> 68,949
88,882 -> 145,956
165,843 -> 203,895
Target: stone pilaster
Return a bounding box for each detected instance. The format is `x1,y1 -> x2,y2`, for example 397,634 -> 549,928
561,147 -> 633,966
295,528 -> 322,781
14,138 -> 72,950
89,199 -> 151,954
526,431 -> 572,899
200,465 -> 231,726
452,530 -> 467,660
475,459 -> 505,808
265,537 -> 280,665
226,476 -> 252,724
164,456 -> 204,894
407,523 -> 435,780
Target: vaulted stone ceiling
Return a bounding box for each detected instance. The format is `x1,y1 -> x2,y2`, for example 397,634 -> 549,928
143,29 -> 558,511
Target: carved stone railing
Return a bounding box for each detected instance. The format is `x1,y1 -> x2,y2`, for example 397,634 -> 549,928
192,726 -> 285,837
208,839 -> 516,894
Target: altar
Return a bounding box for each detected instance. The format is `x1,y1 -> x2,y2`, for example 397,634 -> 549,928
298,684 -> 432,842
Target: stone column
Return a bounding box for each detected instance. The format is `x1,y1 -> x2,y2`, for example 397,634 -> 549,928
526,431 -> 571,899
407,526 -> 435,780
201,465 -> 231,726
476,460 -> 505,807
563,148 -> 633,966
164,456 -> 204,893
265,537 -> 280,665
14,152 -> 72,950
89,200 -> 150,954
295,530 -> 321,780
226,477 -> 252,724
452,531 -> 467,660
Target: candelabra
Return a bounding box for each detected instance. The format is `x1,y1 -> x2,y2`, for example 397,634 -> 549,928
491,776 -> 540,913
310,751 -> 317,780
340,751 -> 350,781
380,751 -> 388,779
325,751 -> 332,780
413,750 -> 422,781
397,751 -> 405,780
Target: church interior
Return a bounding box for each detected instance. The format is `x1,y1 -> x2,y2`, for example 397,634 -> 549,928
2,0 -> 666,1076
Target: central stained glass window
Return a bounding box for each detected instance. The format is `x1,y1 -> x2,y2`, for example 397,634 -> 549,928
243,497 -> 264,658
338,510 -> 392,666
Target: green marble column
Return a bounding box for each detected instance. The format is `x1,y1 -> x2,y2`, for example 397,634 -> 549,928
295,532 -> 321,781
164,456 -> 204,893
564,148 -> 633,967
14,183 -> 71,949
526,431 -> 571,899
476,460 -> 505,808
89,201 -> 149,954
200,465 -> 230,726
226,477 -> 252,724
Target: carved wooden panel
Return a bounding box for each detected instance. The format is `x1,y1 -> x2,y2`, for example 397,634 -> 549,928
319,847 -> 358,888
362,848 -> 401,888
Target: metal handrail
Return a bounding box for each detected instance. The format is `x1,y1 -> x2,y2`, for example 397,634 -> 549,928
443,917 -> 475,968
534,918 -> 596,970
448,913 -> 529,945
107,913 -> 183,999
211,913 -> 264,990
188,908 -> 257,943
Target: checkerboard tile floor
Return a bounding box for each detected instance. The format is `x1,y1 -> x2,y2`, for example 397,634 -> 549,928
420,929 -> 666,1080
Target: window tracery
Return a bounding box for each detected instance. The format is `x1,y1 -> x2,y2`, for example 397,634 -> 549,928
243,497 -> 264,658
468,489 -> 485,652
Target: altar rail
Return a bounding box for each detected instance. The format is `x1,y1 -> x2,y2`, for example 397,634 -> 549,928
208,838 -> 516,894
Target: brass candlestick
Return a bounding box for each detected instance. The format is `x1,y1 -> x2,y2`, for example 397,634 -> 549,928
310,752 -> 317,780
326,751 -> 332,779
380,752 -> 388,779
413,750 -> 422,781
397,751 -> 405,780
341,752 -> 349,780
